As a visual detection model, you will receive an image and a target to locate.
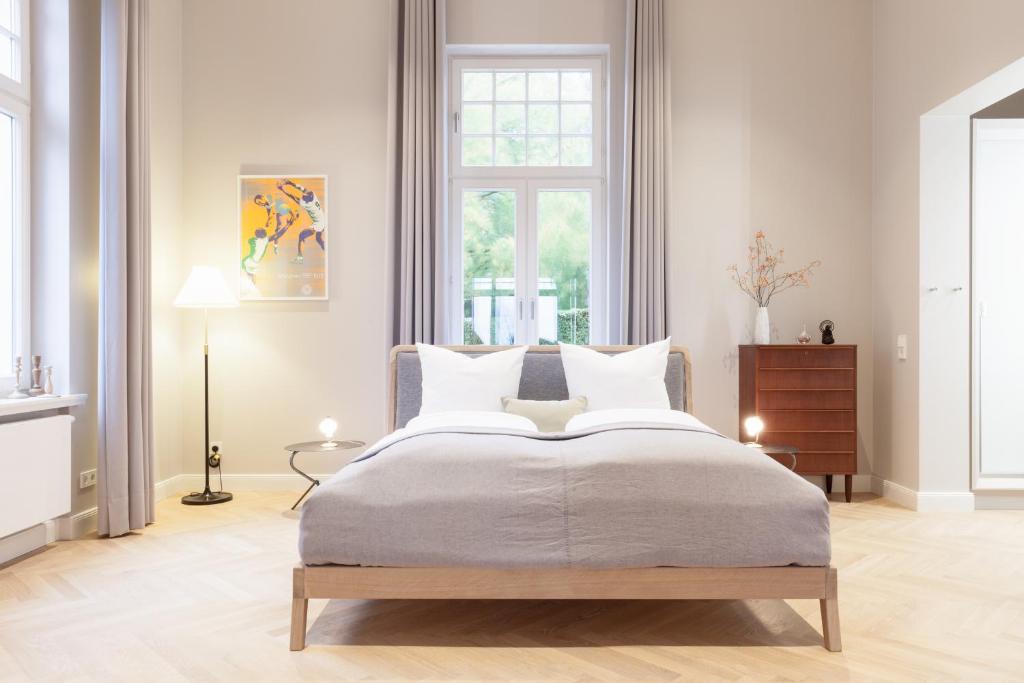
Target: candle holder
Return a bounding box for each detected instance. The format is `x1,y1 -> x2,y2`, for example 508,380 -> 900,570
7,356 -> 28,399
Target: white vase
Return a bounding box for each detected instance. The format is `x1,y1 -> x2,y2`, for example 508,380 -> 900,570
754,306 -> 771,344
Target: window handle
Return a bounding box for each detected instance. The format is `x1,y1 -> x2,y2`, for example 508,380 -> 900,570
530,299 -> 536,320
454,111 -> 460,133
518,299 -> 524,320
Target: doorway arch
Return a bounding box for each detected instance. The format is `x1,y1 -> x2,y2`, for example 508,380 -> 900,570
919,56 -> 1024,509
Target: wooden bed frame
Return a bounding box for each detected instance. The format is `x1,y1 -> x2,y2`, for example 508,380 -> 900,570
290,345 -> 841,652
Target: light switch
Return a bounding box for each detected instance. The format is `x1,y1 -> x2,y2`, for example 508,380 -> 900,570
896,334 -> 907,361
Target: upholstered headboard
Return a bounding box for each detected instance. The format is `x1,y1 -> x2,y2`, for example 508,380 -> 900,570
387,345 -> 693,431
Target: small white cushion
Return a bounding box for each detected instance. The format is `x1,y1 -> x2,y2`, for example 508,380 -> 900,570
502,396 -> 588,432
558,338 -> 671,411
416,344 -> 529,415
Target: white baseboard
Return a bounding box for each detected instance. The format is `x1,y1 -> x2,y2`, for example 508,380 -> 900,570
871,476 -> 975,511
0,506 -> 98,565
802,473 -> 874,493
0,522 -> 53,566
973,492 -> 1024,510
156,473 -> 325,500
916,491 -> 975,512
57,507 -> 97,540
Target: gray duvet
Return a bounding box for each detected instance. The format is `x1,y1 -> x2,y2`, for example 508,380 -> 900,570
298,423 -> 831,568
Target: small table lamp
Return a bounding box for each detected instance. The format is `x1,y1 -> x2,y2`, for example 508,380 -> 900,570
174,266 -> 238,505
744,415 -> 765,447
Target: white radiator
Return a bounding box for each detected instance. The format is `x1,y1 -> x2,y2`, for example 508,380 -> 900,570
0,415 -> 73,538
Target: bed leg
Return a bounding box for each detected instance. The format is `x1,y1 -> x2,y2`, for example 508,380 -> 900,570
290,566 -> 308,651
819,567 -> 842,652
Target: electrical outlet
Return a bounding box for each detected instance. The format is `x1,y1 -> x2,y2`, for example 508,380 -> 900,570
896,334 -> 908,361
210,440 -> 223,455
79,469 -> 97,489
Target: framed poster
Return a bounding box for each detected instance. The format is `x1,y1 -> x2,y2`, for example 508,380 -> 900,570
238,175 -> 328,300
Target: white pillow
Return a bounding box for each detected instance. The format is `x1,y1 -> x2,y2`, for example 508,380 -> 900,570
566,408 -> 708,432
558,338 -> 671,411
406,411 -> 538,433
417,344 -> 528,415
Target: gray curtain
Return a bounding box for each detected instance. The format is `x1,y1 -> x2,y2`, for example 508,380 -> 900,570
622,0 -> 671,344
98,0 -> 154,537
387,0 -> 447,345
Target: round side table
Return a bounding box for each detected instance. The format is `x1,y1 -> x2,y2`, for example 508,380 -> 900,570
749,443 -> 798,471
285,439 -> 365,510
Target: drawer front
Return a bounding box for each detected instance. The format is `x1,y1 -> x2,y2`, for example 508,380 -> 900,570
790,452 -> 856,475
758,368 -> 855,390
757,346 -> 855,368
757,389 -> 855,410
761,431 -> 856,452
759,410 -> 855,431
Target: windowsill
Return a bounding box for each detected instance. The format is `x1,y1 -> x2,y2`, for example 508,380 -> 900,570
0,394 -> 87,418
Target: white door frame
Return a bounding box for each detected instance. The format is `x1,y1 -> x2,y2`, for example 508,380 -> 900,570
970,118 -> 1024,492
918,55 -> 1024,508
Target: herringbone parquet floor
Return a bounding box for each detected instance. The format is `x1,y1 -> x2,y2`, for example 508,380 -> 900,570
1,491 -> 1022,682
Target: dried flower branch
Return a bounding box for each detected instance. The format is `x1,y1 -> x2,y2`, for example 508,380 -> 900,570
727,231 -> 821,307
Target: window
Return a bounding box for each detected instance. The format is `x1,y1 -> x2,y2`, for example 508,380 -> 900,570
449,55 -> 606,345
0,0 -> 28,388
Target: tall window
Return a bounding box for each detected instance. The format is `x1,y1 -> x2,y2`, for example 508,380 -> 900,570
449,55 -> 606,345
0,0 -> 28,388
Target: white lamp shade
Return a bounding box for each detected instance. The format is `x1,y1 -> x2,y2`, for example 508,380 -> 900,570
174,266 -> 238,308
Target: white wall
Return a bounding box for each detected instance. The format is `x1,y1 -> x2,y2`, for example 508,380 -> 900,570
666,0 -> 874,476
155,0 -> 878,486
872,0 -> 1024,492
68,0 -> 100,518
177,0 -> 391,477
149,0 -> 185,484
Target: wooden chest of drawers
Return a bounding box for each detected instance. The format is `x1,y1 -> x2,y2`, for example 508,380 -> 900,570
739,344 -> 857,501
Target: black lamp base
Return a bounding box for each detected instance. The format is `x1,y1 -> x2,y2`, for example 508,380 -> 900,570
181,490 -> 233,506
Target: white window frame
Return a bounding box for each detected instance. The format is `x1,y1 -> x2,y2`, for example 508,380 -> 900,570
0,0 -> 30,390
448,52 -> 608,345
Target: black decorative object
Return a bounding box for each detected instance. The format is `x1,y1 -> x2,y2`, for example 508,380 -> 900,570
819,320 -> 835,345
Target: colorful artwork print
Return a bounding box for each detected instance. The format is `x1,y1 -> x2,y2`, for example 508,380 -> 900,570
239,175 -> 327,300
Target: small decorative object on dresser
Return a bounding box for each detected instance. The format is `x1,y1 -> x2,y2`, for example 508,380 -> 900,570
797,325 -> 812,344
44,366 -> 55,396
28,355 -> 44,396
7,356 -> 28,398
728,231 -> 821,345
820,320 -> 835,345
739,344 -> 857,502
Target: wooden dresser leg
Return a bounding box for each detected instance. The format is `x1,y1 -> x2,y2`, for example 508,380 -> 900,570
825,474 -> 833,495
820,567 -> 842,652
844,474 -> 853,503
290,566 -> 308,651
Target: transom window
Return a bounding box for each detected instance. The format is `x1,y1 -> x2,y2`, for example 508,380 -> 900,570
448,54 -> 606,346
460,68 -> 595,167
0,0 -> 25,86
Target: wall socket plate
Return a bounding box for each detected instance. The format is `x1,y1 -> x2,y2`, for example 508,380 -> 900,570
896,334 -> 908,361
79,469 -> 97,489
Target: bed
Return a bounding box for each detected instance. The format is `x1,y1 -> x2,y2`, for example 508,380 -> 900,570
290,345 -> 841,651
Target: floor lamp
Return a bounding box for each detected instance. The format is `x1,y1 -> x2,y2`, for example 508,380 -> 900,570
174,266 -> 239,505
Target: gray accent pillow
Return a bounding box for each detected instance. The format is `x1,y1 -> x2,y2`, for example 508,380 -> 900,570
502,396 -> 588,432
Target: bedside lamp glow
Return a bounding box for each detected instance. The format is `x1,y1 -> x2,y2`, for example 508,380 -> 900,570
319,417 -> 338,448
744,416 -> 765,446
